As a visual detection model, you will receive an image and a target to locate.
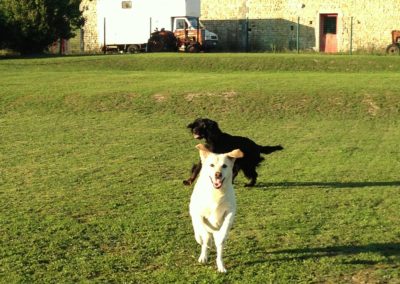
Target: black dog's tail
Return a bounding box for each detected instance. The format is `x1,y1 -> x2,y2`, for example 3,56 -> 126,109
260,145 -> 283,155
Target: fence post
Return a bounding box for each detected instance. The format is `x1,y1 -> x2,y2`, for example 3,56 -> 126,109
80,29 -> 84,53
245,17 -> 249,52
296,16 -> 300,53
150,17 -> 152,36
59,38 -> 62,55
103,17 -> 106,54
350,16 -> 353,55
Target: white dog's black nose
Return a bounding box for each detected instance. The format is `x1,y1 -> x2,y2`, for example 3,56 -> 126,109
215,172 -> 222,179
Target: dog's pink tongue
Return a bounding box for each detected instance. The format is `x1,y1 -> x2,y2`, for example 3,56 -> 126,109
214,179 -> 223,189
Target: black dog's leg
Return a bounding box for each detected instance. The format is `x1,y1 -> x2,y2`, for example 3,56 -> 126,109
183,161 -> 202,186
232,163 -> 240,184
242,167 -> 258,187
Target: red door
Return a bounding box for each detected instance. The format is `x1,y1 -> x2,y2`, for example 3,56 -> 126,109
320,14 -> 337,53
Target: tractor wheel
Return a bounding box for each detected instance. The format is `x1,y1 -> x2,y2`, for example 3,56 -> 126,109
148,36 -> 164,52
386,43 -> 400,55
127,44 -> 140,54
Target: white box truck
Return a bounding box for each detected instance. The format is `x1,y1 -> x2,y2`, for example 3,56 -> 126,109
96,0 -> 218,53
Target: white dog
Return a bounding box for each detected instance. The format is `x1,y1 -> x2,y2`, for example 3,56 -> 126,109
189,144 -> 243,273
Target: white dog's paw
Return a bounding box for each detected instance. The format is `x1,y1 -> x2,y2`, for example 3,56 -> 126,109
216,259 -> 226,273
198,254 -> 208,264
217,265 -> 227,273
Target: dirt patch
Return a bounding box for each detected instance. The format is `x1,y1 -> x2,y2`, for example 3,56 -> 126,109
153,94 -> 167,102
362,95 -> 380,116
8,95 -> 42,108
64,93 -> 84,109
350,267 -> 379,284
222,91 -> 238,100
328,97 -> 344,107
185,91 -> 237,102
185,92 -> 214,102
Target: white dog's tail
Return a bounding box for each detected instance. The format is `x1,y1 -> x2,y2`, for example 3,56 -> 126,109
201,217 -> 219,233
201,211 -> 235,234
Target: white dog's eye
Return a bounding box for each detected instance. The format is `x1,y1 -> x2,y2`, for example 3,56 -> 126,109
222,164 -> 227,168
210,164 -> 215,167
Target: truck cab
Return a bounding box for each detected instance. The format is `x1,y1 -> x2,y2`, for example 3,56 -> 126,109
172,16 -> 218,52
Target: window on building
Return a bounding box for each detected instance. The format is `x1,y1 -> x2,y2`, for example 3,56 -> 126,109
122,1 -> 132,9
323,17 -> 337,34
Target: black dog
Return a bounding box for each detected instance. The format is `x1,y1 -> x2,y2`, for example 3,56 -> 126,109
184,118 -> 283,187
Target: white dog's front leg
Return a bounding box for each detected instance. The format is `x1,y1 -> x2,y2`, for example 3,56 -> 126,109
213,212 -> 235,273
198,242 -> 208,264
198,232 -> 211,264
216,243 -> 226,273
213,212 -> 235,246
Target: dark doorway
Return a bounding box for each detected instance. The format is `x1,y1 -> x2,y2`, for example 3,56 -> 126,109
320,14 -> 337,53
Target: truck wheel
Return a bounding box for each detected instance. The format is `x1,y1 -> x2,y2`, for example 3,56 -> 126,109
386,44 -> 400,55
127,44 -> 140,53
186,43 -> 200,53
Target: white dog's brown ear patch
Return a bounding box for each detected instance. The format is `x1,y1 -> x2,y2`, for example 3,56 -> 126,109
227,149 -> 244,159
196,144 -> 210,160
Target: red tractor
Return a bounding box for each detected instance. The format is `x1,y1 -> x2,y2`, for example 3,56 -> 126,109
147,17 -> 218,53
386,30 -> 400,55
147,29 -> 178,52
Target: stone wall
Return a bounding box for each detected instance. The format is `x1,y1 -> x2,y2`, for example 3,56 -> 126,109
200,0 -> 400,52
80,0 -> 99,52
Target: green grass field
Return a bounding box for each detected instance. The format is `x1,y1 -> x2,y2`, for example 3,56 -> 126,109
1,53 -> 400,283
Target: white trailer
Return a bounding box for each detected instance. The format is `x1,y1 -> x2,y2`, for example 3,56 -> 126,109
96,0 -> 218,53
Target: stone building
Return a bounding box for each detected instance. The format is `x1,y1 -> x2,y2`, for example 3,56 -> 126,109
80,0 -> 400,53
201,0 -> 400,52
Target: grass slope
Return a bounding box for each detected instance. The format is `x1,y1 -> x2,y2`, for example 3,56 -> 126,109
1,54 -> 400,283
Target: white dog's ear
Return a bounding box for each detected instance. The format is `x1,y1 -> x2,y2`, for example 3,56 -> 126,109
196,144 -> 210,160
227,149 -> 244,159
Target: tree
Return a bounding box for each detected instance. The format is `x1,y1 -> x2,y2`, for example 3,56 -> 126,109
0,0 -> 84,54
0,7 -> 9,49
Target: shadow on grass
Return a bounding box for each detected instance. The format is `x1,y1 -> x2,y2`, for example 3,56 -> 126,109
255,181 -> 400,189
244,243 -> 400,265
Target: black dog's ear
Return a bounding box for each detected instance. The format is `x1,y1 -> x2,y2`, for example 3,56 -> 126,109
204,119 -> 219,132
187,118 -> 202,129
